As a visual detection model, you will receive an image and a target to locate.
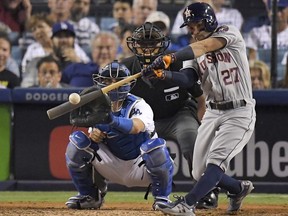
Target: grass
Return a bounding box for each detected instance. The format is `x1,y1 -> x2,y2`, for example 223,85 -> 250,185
0,191 -> 287,205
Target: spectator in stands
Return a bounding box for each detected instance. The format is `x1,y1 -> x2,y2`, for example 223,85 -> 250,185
234,0 -> 270,34
246,0 -> 288,60
0,33 -> 20,88
70,0 -> 100,51
132,0 -> 158,27
61,31 -> 119,87
113,0 -> 133,24
21,21 -> 90,87
250,60 -> 271,89
34,55 -> 69,88
47,0 -> 74,24
117,23 -> 137,61
0,0 -> 32,33
51,21 -> 90,68
245,0 -> 288,81
146,11 -> 170,35
21,13 -> 54,74
144,10 -> 183,51
110,0 -> 133,38
212,0 -> 243,30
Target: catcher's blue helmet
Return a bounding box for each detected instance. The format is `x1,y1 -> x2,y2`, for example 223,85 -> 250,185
93,60 -> 136,102
180,2 -> 218,32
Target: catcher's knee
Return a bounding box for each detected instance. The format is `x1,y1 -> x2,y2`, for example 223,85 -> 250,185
66,131 -> 99,171
140,138 -> 174,198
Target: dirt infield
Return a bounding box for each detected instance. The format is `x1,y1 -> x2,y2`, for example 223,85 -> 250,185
0,202 -> 287,216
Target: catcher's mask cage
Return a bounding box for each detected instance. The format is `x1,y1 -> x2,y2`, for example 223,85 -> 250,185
180,2 -> 218,32
93,60 -> 136,102
126,22 -> 170,65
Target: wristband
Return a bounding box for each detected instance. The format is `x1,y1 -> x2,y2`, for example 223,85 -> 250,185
174,46 -> 195,61
110,115 -> 133,134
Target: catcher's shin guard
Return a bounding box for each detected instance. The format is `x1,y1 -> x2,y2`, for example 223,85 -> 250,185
140,138 -> 174,200
65,131 -> 101,199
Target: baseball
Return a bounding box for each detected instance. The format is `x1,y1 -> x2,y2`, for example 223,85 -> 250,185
69,93 -> 81,105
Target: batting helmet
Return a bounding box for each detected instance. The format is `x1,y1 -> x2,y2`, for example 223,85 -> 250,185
180,2 -> 218,32
126,22 -> 170,65
93,60 -> 136,102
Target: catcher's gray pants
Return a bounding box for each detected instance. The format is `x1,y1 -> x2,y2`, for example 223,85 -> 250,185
155,107 -> 199,178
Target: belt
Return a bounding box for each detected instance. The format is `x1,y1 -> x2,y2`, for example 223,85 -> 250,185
209,100 -> 246,110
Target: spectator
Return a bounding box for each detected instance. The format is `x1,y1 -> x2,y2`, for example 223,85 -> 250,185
117,23 -> 137,61
110,0 -> 133,38
51,21 -> 90,68
47,0 -> 74,24
6,57 -> 20,77
70,0 -> 100,50
61,31 -> 119,87
146,11 -> 170,35
21,13 -> 54,74
33,55 -> 69,88
132,0 -> 158,27
250,60 -> 271,89
0,0 -> 32,33
19,0 -> 74,50
113,0 -> 133,24
245,0 -> 288,80
0,33 -> 20,88
212,0 -> 243,30
234,0 -> 270,34
21,21 -> 90,87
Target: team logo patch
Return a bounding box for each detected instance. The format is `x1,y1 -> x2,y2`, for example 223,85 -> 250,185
216,25 -> 229,33
184,7 -> 192,18
165,93 -> 179,101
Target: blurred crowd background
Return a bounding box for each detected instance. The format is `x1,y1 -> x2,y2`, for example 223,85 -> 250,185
0,0 -> 287,90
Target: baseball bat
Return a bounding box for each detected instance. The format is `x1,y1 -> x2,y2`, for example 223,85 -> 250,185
47,72 -> 142,120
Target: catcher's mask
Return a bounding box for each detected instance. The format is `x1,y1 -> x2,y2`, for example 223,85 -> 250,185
93,60 -> 136,102
180,2 -> 218,32
126,22 -> 170,65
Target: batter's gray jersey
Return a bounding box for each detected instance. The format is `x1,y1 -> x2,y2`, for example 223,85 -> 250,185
183,25 -> 254,106
183,25 -> 256,179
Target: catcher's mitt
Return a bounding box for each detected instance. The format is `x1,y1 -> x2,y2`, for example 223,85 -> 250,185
70,85 -> 111,127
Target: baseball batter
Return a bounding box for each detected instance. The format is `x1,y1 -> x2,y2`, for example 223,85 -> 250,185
143,2 -> 256,216
65,61 -> 174,210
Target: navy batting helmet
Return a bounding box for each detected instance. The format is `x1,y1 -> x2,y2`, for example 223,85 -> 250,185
93,60 -> 136,102
180,2 -> 218,32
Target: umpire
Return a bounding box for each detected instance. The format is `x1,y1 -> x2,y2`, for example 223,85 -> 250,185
121,22 -> 218,209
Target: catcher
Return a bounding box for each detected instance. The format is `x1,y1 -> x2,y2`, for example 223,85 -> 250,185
65,60 -> 174,210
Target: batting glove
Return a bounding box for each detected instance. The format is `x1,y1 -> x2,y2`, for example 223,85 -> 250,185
150,54 -> 176,70
141,66 -> 167,80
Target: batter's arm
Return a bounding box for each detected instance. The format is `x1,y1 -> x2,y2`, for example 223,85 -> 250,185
195,94 -> 206,122
190,37 -> 227,58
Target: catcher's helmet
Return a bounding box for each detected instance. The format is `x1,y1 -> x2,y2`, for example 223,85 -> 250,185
126,22 -> 170,65
93,60 -> 136,102
180,2 -> 218,32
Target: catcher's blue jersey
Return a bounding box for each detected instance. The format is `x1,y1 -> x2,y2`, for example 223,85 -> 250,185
95,95 -> 152,160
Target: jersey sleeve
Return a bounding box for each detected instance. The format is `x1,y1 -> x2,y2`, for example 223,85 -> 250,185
130,99 -> 155,134
211,25 -> 243,49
